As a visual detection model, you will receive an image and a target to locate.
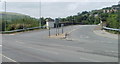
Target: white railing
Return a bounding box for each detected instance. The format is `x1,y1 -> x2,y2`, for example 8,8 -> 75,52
103,26 -> 120,31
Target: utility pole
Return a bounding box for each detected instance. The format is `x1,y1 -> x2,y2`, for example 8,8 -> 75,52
4,1 -> 6,31
39,0 -> 41,28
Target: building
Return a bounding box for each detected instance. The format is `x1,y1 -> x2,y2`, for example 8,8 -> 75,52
46,19 -> 54,29
94,14 -> 98,17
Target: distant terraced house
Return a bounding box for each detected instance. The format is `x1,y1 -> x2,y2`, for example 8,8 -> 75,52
103,2 -> 120,13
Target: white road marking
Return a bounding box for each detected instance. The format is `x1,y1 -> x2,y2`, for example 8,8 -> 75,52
79,57 -> 100,62
16,41 -> 25,44
0,45 -> 2,46
0,54 -> 18,63
42,43 -> 87,51
67,27 -> 80,34
79,35 -> 89,38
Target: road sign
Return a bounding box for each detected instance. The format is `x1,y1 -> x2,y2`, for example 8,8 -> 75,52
54,18 -> 59,25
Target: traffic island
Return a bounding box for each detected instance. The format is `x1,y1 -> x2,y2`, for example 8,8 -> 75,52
48,33 -> 66,39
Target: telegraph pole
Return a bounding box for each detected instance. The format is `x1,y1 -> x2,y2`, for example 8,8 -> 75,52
39,0 -> 41,28
4,1 -> 6,31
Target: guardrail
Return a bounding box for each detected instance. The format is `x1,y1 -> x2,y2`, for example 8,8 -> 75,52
2,26 -> 46,33
103,26 -> 120,31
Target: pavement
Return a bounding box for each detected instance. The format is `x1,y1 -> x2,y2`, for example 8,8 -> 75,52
1,25 -> 118,63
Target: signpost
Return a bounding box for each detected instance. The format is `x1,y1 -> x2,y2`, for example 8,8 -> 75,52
55,18 -> 59,36
61,24 -> 64,34
49,27 -> 50,37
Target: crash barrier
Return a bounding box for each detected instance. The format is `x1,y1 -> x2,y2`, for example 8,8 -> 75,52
103,26 -> 120,31
2,26 -> 46,33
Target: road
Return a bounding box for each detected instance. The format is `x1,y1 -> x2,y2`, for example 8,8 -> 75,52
0,34 -> 2,63
2,25 -> 118,63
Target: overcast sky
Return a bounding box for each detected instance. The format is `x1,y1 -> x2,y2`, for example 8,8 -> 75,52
0,0 -> 119,18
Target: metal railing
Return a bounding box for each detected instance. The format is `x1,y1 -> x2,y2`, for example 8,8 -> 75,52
2,26 -> 120,33
103,26 -> 120,31
2,26 -> 46,33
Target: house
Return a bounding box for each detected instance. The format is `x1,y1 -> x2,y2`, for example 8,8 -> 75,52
94,14 -> 98,17
46,19 -> 54,29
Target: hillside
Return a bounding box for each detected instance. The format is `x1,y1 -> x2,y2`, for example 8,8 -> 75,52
0,4 -> 119,32
59,4 -> 119,29
0,12 -> 39,31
